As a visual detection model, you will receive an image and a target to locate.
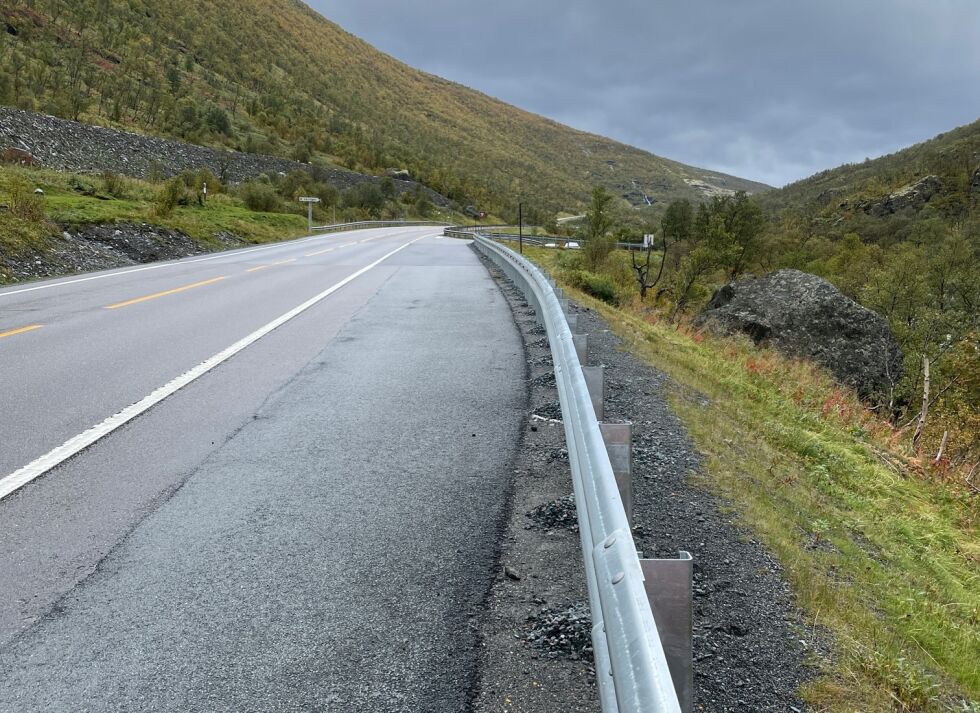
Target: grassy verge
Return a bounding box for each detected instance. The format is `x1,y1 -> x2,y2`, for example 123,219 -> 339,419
527,247 -> 979,712
0,164 -> 309,265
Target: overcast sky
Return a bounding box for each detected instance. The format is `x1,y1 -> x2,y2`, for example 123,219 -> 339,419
310,0 -> 980,187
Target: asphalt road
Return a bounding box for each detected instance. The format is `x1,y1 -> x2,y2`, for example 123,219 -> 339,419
0,227 -> 527,711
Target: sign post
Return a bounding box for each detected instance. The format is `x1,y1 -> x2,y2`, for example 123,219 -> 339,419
299,196 -> 321,233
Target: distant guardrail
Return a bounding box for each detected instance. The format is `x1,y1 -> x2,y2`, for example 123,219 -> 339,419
450,224 -> 692,713
453,229 -> 647,251
310,219 -> 451,232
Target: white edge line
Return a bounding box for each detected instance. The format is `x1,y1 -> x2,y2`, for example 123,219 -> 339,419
0,237 -> 423,501
0,227 -> 421,300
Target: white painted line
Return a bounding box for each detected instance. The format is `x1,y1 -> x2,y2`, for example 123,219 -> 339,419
0,237 -> 422,502
0,227 -> 421,300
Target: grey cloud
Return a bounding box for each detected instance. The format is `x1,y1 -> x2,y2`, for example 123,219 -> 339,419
312,0 -> 980,186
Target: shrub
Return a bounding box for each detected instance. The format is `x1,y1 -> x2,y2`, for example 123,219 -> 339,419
152,177 -> 190,217
240,181 -> 281,212
205,105 -> 232,136
341,183 -> 384,213
8,178 -> 46,223
567,269 -> 620,305
414,194 -> 433,218
146,160 -> 167,183
100,171 -> 128,198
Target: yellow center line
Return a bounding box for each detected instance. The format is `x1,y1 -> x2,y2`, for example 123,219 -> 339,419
0,324 -> 43,340
104,276 -> 228,310
245,258 -> 297,273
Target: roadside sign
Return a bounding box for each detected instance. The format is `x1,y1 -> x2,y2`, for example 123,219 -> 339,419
299,197 -> 321,232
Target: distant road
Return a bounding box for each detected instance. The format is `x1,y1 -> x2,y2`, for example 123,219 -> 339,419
0,227 -> 526,710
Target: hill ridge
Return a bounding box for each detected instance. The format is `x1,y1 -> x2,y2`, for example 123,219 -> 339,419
0,0 -> 768,215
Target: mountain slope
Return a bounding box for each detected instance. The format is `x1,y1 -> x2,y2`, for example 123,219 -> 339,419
759,118 -> 980,236
0,0 -> 768,215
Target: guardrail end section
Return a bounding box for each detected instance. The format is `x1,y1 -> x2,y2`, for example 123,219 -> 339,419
640,552 -> 694,713
598,422 -> 632,524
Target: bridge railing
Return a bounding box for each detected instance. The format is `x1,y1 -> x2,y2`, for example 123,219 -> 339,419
448,224 -> 689,713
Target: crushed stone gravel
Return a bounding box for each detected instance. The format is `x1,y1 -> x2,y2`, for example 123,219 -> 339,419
525,495 -> 579,533
525,604 -> 594,662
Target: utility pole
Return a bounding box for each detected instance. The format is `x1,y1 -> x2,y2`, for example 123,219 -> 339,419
518,202 -> 523,255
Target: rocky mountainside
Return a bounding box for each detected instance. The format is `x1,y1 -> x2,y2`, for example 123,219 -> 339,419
758,117 -> 980,237
0,107 -> 448,205
0,0 -> 768,215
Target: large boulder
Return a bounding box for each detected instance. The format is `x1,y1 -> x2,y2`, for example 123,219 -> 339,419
697,269 -> 903,397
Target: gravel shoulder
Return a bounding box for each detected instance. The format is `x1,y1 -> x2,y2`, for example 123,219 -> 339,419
473,254 -> 815,712
472,258 -> 599,713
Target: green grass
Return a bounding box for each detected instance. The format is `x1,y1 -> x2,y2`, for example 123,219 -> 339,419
0,164 -> 309,282
528,247 -> 979,711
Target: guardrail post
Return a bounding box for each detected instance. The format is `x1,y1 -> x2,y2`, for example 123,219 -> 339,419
598,422 -> 632,523
567,313 -> 579,332
582,366 -> 604,420
572,333 -> 589,364
640,553 -> 694,713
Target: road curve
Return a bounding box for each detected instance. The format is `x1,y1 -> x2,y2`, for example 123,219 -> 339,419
0,228 -> 527,711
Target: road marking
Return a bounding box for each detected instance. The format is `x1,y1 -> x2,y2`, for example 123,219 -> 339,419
304,247 -> 336,257
0,324 -> 43,340
0,237 -> 422,502
0,228 -> 416,300
104,276 -> 228,310
245,258 -> 297,273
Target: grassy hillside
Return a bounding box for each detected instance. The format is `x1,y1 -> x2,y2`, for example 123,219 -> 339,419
759,118 -> 980,226
0,0 -> 767,218
529,246 -> 979,711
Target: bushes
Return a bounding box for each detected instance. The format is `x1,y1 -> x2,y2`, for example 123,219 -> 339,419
100,171 -> 128,198
8,178 -> 46,223
566,269 -> 620,305
152,178 -> 191,217
240,180 -> 281,212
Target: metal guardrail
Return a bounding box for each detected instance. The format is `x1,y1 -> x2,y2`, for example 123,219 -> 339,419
454,224 -> 684,713
485,232 -> 646,251
310,219 -> 451,232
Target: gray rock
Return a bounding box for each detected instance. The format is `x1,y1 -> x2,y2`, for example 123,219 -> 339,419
697,269 -> 903,397
859,175 -> 942,216
971,166 -> 980,193
0,106 -> 448,205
